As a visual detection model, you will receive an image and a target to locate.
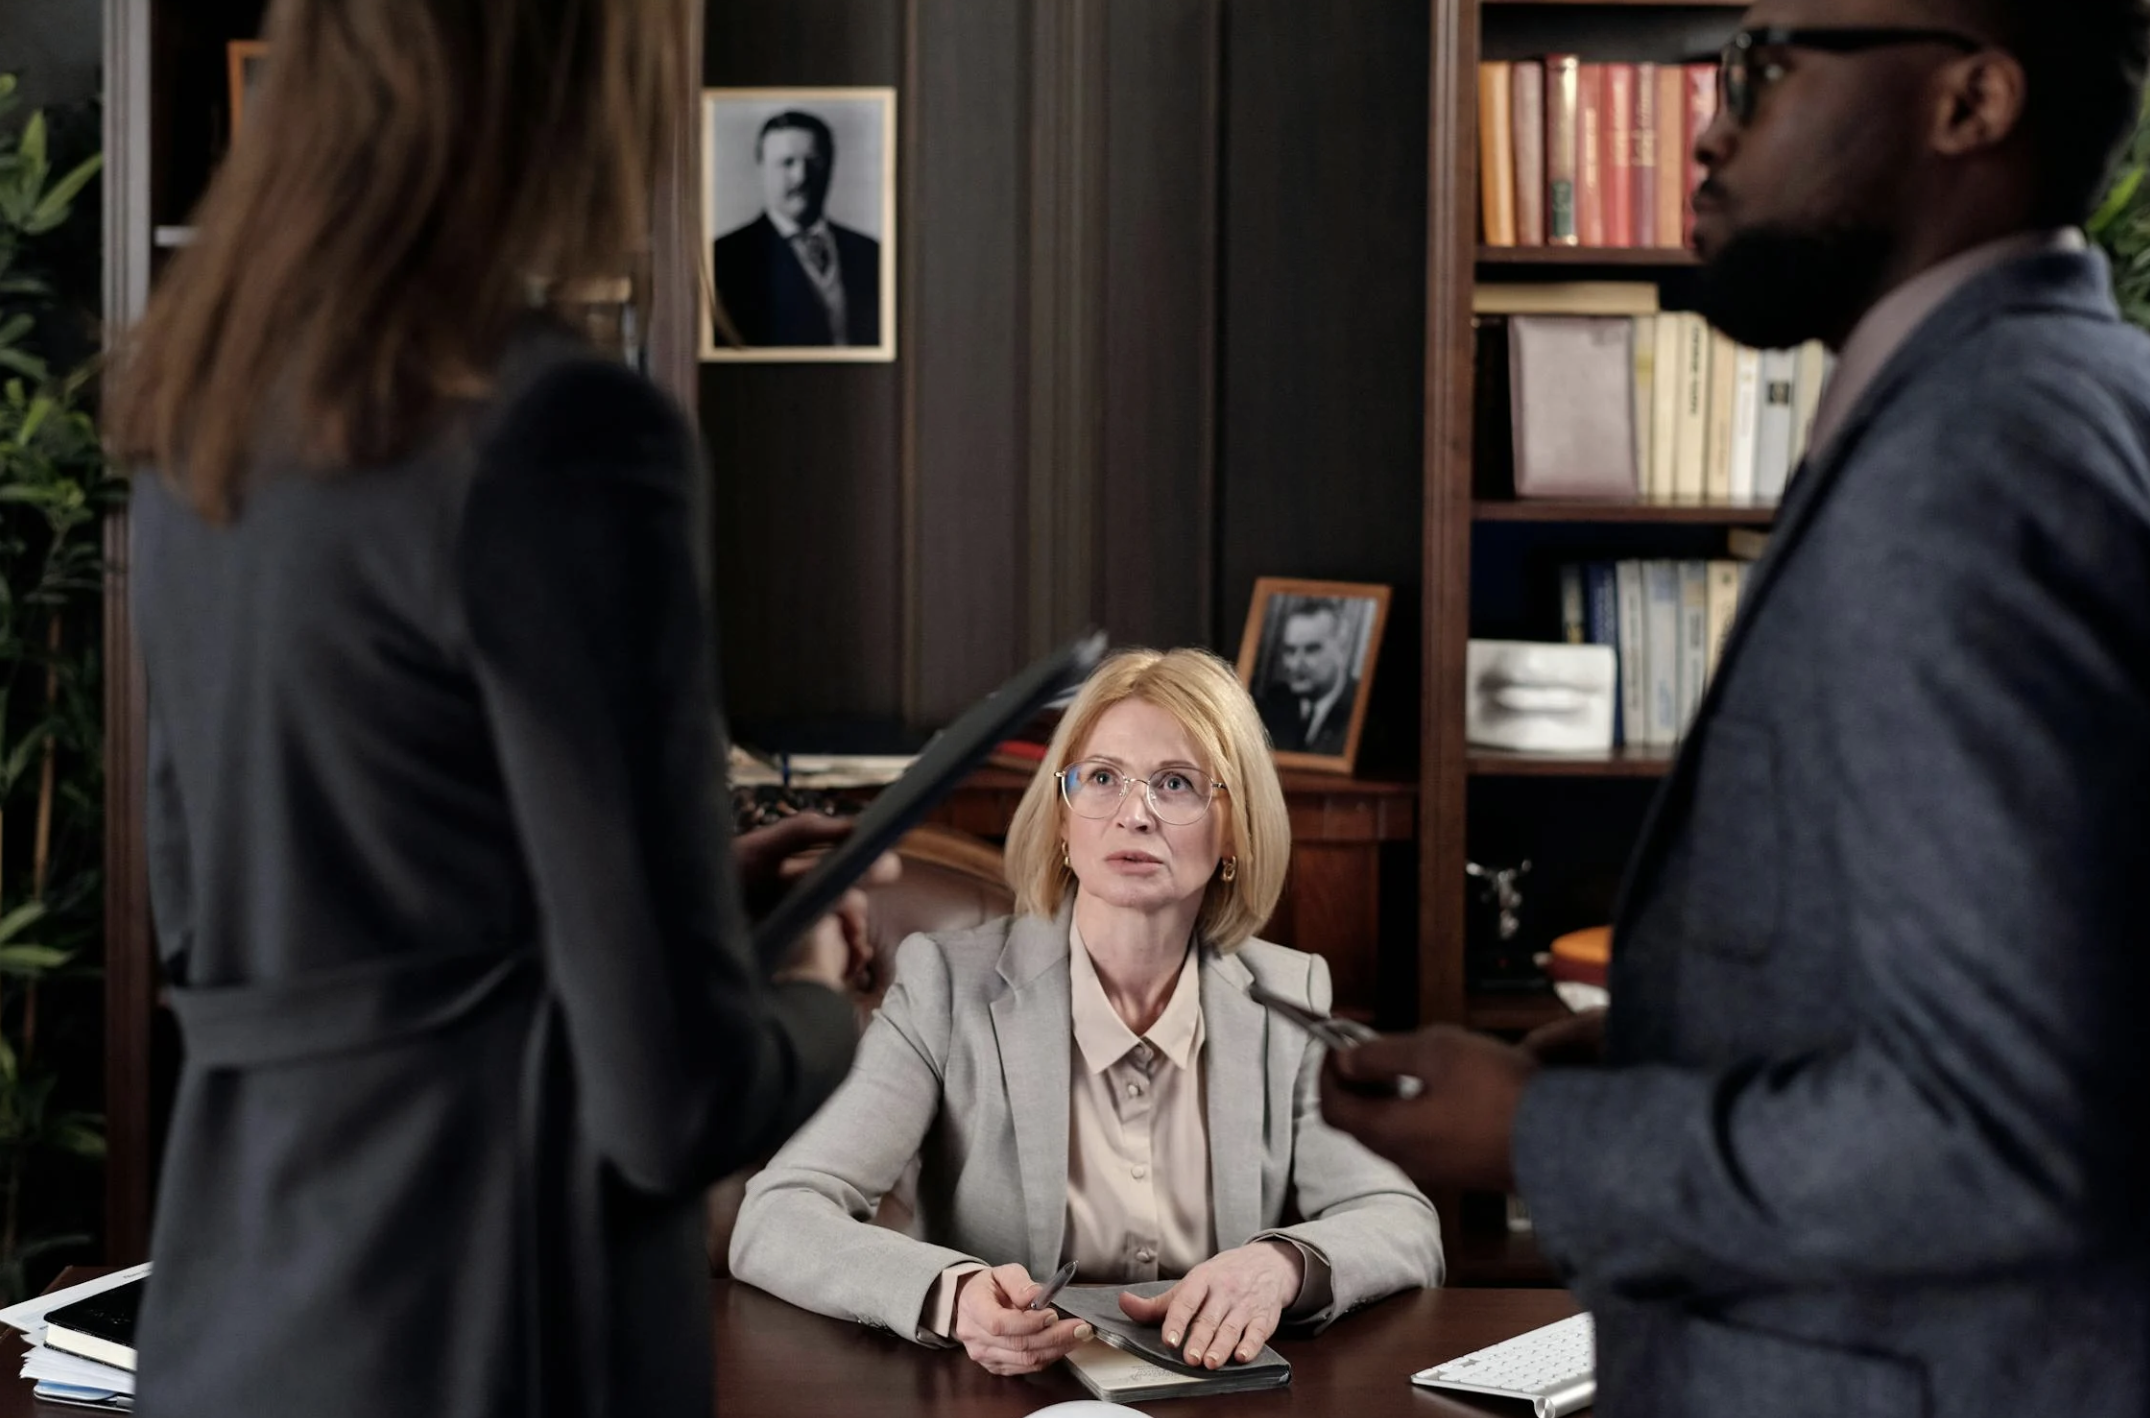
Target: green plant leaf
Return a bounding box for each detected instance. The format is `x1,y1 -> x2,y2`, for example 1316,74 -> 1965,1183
25,154 -> 102,235
0,900 -> 47,944
0,945 -> 73,973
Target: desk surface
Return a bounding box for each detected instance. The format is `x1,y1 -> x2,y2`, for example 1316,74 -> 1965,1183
0,1271 -> 1582,1416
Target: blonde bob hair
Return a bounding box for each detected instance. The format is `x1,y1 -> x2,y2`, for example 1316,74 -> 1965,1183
1005,647 -> 1290,952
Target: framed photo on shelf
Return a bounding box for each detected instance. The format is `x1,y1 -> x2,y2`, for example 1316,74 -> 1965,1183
1235,577 -> 1391,774
227,40 -> 268,134
700,87 -> 896,363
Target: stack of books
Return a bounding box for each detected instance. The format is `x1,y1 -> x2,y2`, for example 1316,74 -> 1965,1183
1480,283 -> 1833,503
1558,531 -> 1766,748
0,1264 -> 147,1411
1478,56 -> 1718,250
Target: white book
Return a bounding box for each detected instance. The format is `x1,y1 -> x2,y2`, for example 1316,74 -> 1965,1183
1677,560 -> 1709,736
1631,314 -> 1656,492
1648,313 -> 1682,499
1615,560 -> 1649,748
1752,347 -> 1798,501
1787,339 -> 1830,471
1726,346 -> 1763,503
1671,315 -> 1710,501
1704,559 -> 1743,683
1642,560 -> 1683,747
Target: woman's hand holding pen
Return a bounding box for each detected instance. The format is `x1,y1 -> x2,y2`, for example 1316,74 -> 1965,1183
950,1264 -> 1095,1376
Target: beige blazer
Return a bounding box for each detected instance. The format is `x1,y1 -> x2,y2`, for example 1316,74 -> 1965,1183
730,909 -> 1444,1343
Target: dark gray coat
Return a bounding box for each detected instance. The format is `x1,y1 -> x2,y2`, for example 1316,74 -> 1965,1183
128,327 -> 856,1418
1515,248 -> 2150,1417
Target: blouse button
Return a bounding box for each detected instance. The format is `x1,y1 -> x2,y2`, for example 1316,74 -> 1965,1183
1132,1164 -> 1148,1180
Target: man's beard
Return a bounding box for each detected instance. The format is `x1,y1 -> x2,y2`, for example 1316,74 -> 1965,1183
1687,223 -> 1894,349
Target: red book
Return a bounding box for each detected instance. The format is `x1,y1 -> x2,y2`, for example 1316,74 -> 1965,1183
1511,60 -> 1546,245
1655,64 -> 1686,250
1632,61 -> 1659,249
1576,63 -> 1605,247
1544,54 -> 1580,245
1682,62 -> 1717,249
1602,63 -> 1636,247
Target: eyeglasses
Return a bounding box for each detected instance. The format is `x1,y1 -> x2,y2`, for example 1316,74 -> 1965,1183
1718,26 -> 1985,127
1059,760 -> 1226,827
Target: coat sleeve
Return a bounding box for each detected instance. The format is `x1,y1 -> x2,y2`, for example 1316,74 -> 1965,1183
729,932 -> 989,1344
1512,367 -> 2150,1302
455,356 -> 855,1199
1259,953 -> 1446,1324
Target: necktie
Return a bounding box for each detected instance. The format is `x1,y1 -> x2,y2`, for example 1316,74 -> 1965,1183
799,228 -> 833,279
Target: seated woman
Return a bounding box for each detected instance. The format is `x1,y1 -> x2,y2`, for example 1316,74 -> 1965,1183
730,647 -> 1443,1376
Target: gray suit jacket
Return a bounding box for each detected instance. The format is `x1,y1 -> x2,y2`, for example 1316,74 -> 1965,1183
129,325 -> 855,1418
1514,248 -> 2150,1418
731,910 -> 1444,1341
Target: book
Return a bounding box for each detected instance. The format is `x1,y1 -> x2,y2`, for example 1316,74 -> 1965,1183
1512,60 -> 1546,245
1726,344 -> 1762,503
1655,63 -> 1685,247
1631,314 -> 1656,490
1474,281 -> 1658,316
1614,559 -> 1648,748
1789,339 -> 1829,469
1701,329 -> 1737,501
1704,558 -> 1743,680
44,1278 -> 142,1374
1647,311 -> 1681,498
1682,63 -> 1715,249
1676,559 -> 1709,735
1602,63 -> 1635,247
1641,560 -> 1682,746
1559,564 -> 1586,643
1480,62 -> 1518,246
1545,54 -> 1580,245
1508,316 -> 1637,497
1576,63 -> 1605,247
1055,1283 -> 1293,1401
1581,562 -> 1623,745
1632,61 -> 1659,249
1671,314 -> 1709,500
1752,346 -> 1798,501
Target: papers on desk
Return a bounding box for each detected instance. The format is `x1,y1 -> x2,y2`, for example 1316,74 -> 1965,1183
0,1264 -> 146,1411
727,745 -> 918,789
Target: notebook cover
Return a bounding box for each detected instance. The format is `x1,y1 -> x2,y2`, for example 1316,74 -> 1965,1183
1052,1282 -> 1291,1387
43,1279 -> 142,1370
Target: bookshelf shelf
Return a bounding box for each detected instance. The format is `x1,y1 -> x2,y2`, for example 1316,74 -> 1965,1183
1477,244 -> 1698,266
1467,745 -> 1676,778
1472,498 -> 1776,524
1484,0 -> 1742,7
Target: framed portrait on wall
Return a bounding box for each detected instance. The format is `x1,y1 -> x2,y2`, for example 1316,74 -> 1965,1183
700,87 -> 896,362
1235,578 -> 1392,774
227,40 -> 269,134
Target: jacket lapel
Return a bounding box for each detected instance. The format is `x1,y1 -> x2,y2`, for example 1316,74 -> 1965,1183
989,908 -> 1074,1272
1613,249 -> 2117,930
1199,948 -> 1267,1250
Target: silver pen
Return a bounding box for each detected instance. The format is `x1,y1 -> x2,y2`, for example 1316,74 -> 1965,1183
1244,982 -> 1425,1099
1027,1259 -> 1079,1313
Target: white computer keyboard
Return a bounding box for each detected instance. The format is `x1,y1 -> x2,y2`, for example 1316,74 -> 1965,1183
1411,1311 -> 1594,1418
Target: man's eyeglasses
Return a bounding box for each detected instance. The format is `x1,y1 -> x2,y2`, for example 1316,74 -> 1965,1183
1718,27 -> 1985,127
1059,761 -> 1226,827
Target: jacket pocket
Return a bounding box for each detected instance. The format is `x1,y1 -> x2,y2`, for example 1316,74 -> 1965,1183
1685,1315 -> 1927,1418
1679,718 -> 1781,960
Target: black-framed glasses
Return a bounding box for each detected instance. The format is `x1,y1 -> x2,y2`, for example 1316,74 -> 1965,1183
1718,26 -> 1985,126
1059,760 -> 1226,827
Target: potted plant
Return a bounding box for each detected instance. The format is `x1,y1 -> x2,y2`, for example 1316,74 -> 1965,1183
2091,91 -> 2150,331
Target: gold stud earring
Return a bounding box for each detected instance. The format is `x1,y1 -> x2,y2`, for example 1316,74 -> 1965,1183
1061,841 -> 1072,872
1220,856 -> 1238,884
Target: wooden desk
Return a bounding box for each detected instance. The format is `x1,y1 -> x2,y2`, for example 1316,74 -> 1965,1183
1,1271 -> 1582,1416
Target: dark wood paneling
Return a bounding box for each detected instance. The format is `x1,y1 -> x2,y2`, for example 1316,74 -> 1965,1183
908,0 -> 1029,724
1095,0 -> 1220,654
701,3 -> 906,734
1215,0 -> 1429,771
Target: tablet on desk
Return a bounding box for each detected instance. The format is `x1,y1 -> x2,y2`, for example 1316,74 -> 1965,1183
749,629 -> 1106,967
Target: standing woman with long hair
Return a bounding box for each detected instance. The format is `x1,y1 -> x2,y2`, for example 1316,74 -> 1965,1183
104,3 -> 865,1415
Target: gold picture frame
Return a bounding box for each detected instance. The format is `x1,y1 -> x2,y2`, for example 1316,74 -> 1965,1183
700,87 -> 897,362
1234,577 -> 1392,775
227,40 -> 269,135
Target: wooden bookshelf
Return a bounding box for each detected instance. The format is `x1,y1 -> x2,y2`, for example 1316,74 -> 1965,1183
1477,244 -> 1697,265
1473,497 -> 1775,523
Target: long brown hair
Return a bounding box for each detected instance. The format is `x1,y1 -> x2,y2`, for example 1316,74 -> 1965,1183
108,0 -> 691,519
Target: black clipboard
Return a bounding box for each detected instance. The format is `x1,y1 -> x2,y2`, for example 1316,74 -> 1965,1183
749,629 -> 1106,966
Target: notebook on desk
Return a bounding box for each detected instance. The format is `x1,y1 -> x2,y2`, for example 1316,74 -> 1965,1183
43,1276 -> 144,1374
1051,1282 -> 1291,1401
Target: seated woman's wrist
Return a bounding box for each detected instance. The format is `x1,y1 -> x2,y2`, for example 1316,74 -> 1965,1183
1255,1238 -> 1308,1299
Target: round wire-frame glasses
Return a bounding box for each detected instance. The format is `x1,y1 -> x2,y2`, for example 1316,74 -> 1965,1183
1058,760 -> 1226,827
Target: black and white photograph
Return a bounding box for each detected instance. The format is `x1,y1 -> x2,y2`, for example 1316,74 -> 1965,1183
1234,578 -> 1391,773
701,87 -> 895,362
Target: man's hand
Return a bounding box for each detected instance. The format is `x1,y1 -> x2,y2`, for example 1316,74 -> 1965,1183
1319,1026 -> 1537,1191
1520,1007 -> 1607,1067
950,1264 -> 1094,1376
737,812 -> 900,991
1117,1241 -> 1303,1370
